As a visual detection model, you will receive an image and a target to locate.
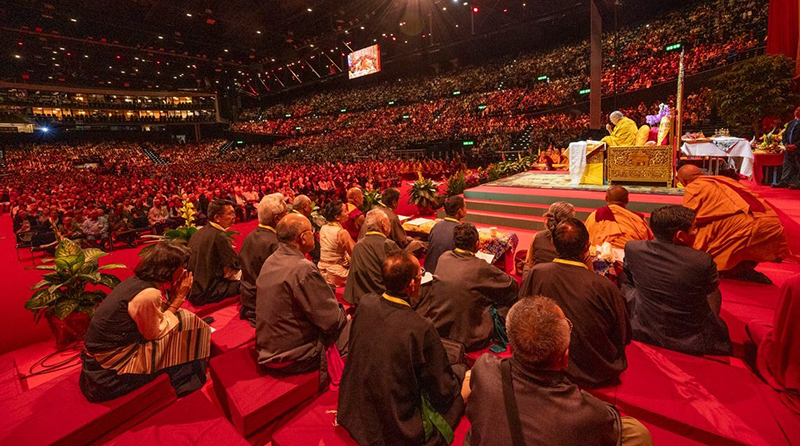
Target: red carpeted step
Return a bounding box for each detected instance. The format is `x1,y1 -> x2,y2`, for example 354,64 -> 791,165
591,341 -> 789,446
466,345 -> 512,368
271,391 -> 356,446
720,301 -> 775,355
183,295 -> 240,318
0,371 -> 175,445
209,306 -> 255,357
209,344 -> 320,438
0,357 -> 23,403
106,390 -> 248,446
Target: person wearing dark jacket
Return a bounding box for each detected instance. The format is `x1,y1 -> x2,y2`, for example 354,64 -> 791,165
519,218 -> 630,388
238,193 -> 287,324
426,223 -> 518,351
186,200 -> 241,305
343,209 -> 400,305
466,296 -> 651,446
622,205 -> 732,356
338,251 -> 469,446
424,195 -> 467,274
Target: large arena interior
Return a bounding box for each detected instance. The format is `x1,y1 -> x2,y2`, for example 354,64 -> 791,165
1,0 -> 799,444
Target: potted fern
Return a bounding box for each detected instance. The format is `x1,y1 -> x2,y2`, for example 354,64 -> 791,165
409,172 -> 441,216
25,239 -> 125,347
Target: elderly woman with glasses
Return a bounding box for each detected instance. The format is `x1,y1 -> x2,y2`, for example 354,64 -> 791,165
80,241 -> 212,403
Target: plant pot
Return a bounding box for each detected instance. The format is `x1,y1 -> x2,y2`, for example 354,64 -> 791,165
46,311 -> 91,348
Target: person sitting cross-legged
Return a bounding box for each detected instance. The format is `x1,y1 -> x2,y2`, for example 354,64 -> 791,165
343,209 -> 400,306
256,213 -> 350,386
466,296 -> 652,446
338,251 -> 469,446
622,205 -> 732,356
424,195 -> 467,274
426,222 -> 518,351
80,242 -> 211,403
585,186 -> 653,250
186,199 -> 241,306
519,218 -> 631,387
238,193 -> 287,325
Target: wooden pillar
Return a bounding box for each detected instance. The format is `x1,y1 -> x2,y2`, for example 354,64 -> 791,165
590,0 -> 602,129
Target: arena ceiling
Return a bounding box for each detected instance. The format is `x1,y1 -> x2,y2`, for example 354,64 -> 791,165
1,0 -> 655,94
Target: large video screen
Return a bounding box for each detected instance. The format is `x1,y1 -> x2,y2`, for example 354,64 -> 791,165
347,45 -> 381,79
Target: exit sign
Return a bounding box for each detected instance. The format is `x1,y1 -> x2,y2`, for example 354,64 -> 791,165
665,43 -> 682,51
340,108 -> 347,113
285,114 -> 292,118
402,114 -> 410,119
477,105 -> 487,110
579,88 -> 590,95
537,75 -> 548,81
462,140 -> 475,146
452,90 -> 461,96
388,100 -> 396,105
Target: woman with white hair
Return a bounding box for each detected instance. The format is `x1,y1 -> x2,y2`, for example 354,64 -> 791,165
523,201 -> 575,273
238,193 -> 288,324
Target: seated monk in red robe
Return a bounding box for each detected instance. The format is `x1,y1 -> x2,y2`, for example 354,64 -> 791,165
585,185 -> 653,249
677,165 -> 791,283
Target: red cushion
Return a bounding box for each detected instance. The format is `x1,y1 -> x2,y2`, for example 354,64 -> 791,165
0,371 -> 175,445
594,341 -> 788,446
0,357 -> 23,403
107,390 -> 248,446
466,345 -> 512,368
209,345 -> 320,437
271,391 -> 356,446
210,307 -> 255,357
183,295 -> 240,318
640,420 -> 705,446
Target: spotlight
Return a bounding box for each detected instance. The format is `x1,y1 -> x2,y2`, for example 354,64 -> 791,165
40,127 -> 49,133
472,6 -> 479,13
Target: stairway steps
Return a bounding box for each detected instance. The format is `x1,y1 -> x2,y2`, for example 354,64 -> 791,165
438,208 -> 546,232
464,188 -> 672,214
464,198 -> 597,220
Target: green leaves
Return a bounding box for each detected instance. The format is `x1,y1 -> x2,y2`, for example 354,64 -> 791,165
25,240 -> 125,323
409,177 -> 441,209
711,55 -> 798,135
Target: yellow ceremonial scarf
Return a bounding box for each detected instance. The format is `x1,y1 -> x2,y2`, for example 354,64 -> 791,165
454,248 -> 475,256
382,293 -> 411,307
366,231 -> 386,238
208,222 -> 227,232
444,217 -> 460,224
258,224 -> 276,233
553,258 -> 588,269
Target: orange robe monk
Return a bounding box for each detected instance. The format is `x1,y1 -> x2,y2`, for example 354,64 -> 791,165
683,175 -> 790,271
585,204 -> 654,249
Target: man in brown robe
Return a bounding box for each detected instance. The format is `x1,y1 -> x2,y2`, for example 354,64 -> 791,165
677,165 -> 791,282
338,251 -> 468,446
255,214 -> 350,383
426,223 -> 518,351
358,188 -> 409,249
343,209 -> 400,305
520,218 -> 630,387
238,193 -> 287,324
585,186 -> 653,249
187,199 -> 240,305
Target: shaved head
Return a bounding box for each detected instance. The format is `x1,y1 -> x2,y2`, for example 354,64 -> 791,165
677,165 -> 703,187
605,185 -> 629,207
277,213 -> 311,244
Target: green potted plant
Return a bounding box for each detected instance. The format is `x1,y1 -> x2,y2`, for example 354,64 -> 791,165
25,239 -> 125,347
361,189 -> 383,213
409,172 -> 441,216
445,171 -> 467,197
140,199 -> 237,255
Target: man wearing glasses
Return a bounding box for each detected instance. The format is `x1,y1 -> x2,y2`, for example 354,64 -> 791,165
466,296 -> 652,446
256,213 -> 350,387
187,199 -> 241,306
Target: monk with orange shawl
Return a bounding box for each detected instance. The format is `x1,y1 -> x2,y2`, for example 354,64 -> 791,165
585,185 -> 654,249
677,165 -> 791,282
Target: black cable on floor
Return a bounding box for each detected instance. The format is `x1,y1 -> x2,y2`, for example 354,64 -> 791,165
20,341 -> 83,379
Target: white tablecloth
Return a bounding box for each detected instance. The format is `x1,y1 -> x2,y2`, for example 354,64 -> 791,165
568,141 -> 588,185
680,137 -> 754,177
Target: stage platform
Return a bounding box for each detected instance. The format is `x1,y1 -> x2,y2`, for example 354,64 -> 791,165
441,170 -> 684,232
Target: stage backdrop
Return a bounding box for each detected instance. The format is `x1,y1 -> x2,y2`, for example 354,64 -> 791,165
767,0 -> 800,74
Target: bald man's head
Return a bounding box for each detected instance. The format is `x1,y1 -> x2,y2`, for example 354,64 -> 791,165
677,165 -> 703,187
277,213 -> 313,252
605,185 -> 629,207
347,187 -> 364,207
